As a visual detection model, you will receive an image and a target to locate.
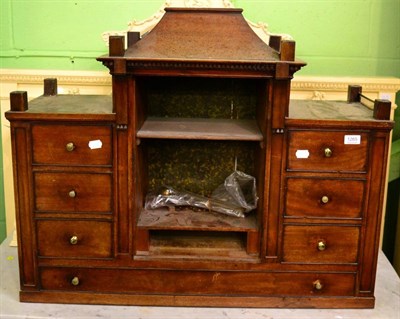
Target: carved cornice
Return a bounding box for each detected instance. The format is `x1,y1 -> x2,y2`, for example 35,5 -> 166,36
101,0 -> 291,46
125,61 -> 277,73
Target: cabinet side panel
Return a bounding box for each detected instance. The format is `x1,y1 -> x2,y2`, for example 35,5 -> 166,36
12,124 -> 37,288
359,131 -> 390,293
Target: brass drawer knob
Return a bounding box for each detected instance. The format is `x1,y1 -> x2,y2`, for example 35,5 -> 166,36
313,280 -> 323,291
70,236 -> 78,245
68,190 -> 77,198
66,142 -> 75,152
71,276 -> 80,286
324,147 -> 332,157
317,241 -> 326,251
321,195 -> 329,204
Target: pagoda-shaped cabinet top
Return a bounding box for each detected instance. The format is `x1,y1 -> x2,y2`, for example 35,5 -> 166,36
98,8 -> 306,78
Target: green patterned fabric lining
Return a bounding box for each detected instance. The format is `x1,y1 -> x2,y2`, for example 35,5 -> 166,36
147,140 -> 255,196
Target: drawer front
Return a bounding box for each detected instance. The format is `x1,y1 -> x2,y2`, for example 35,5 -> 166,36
282,225 -> 360,264
285,178 -> 365,219
40,267 -> 355,297
287,130 -> 368,172
37,220 -> 112,258
34,172 -> 112,213
32,125 -> 112,166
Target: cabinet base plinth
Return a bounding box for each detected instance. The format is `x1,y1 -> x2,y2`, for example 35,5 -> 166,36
20,291 -> 375,309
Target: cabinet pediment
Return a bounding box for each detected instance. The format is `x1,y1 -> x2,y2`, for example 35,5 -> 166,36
124,8 -> 278,63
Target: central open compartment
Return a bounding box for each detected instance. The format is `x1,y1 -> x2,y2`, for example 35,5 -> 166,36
133,76 -> 269,260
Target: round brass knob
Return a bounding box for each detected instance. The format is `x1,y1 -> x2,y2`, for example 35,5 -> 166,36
70,236 -> 78,245
71,276 -> 80,286
324,148 -> 332,158
313,280 -> 323,291
321,195 -> 329,204
66,142 -> 75,152
317,241 -> 326,251
68,190 -> 76,198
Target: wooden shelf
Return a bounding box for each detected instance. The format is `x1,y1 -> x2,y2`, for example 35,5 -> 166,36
137,208 -> 258,232
137,117 -> 263,141
144,231 -> 257,261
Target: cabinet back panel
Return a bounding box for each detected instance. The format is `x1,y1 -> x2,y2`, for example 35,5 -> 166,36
146,140 -> 256,196
141,77 -> 259,119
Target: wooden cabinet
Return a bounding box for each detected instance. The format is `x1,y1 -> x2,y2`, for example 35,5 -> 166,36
5,8 -> 393,308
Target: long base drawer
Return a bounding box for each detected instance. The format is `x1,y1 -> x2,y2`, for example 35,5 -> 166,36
39,267 -> 356,297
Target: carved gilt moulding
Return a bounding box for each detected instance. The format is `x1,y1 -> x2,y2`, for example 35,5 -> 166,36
101,0 -> 292,47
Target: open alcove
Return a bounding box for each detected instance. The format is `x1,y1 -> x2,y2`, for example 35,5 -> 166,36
134,76 -> 268,259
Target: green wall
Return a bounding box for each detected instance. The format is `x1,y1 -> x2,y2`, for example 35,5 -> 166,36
0,0 -> 399,243
0,0 -> 399,76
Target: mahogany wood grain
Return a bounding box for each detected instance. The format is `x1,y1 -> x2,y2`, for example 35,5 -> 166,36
12,124 -> 38,289
373,99 -> 391,120
359,131 -> 390,293
127,31 -> 140,47
43,78 -> 58,96
285,177 -> 365,219
34,172 -> 112,213
109,36 -> 125,57
282,225 -> 360,264
32,124 -> 113,166
347,85 -> 362,103
36,219 -> 113,258
287,130 -> 369,173
39,267 -> 356,297
10,91 -> 28,112
280,40 -> 296,62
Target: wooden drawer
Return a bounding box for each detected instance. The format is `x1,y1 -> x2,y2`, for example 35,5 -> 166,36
285,178 -> 365,219
282,225 -> 360,264
32,124 -> 112,166
34,172 -> 112,213
37,220 -> 112,258
287,130 -> 369,172
39,267 -> 355,297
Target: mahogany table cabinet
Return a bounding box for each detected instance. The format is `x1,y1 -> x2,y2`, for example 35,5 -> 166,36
6,8 -> 394,308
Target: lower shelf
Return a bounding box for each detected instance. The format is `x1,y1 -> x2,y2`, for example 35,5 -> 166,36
136,208 -> 259,257
143,230 -> 255,261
